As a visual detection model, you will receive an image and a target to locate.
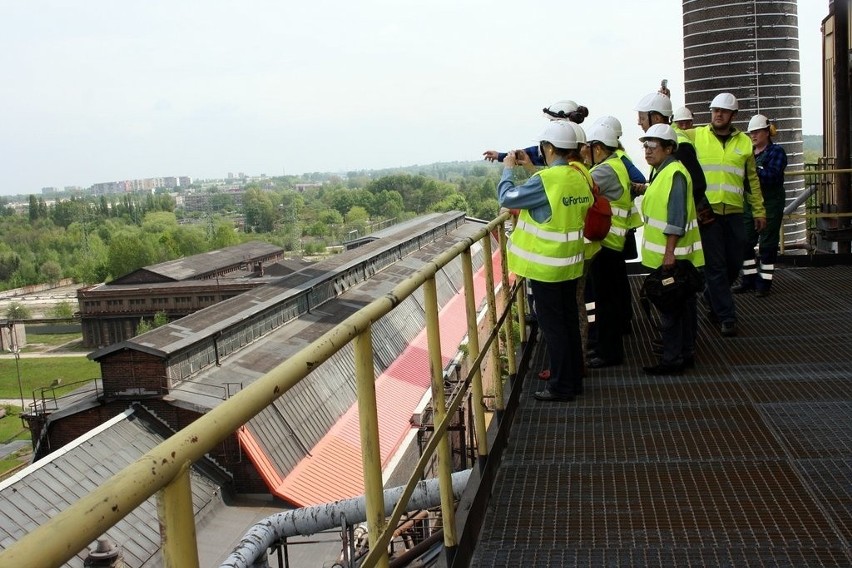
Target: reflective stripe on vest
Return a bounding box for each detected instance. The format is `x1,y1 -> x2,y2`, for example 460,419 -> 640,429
592,154 -> 632,252
640,160 -> 705,269
694,126 -> 752,207
507,164 -> 592,282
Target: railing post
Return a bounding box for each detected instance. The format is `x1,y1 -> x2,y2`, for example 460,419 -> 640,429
461,250 -> 489,470
156,461 -> 199,568
423,277 -> 459,563
516,282 -> 528,346
354,326 -> 389,568
498,223 -> 517,384
481,233 -> 505,423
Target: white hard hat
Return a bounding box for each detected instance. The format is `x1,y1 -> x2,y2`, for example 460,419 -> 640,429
585,123 -> 620,149
592,115 -> 623,138
569,121 -> 587,145
542,100 -> 579,120
640,123 -> 678,146
634,92 -> 673,117
538,121 -> 578,149
709,92 -> 738,111
747,114 -> 770,132
672,106 -> 693,122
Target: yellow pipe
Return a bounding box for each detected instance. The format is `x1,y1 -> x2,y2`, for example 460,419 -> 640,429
461,249 -> 488,465
157,462 -> 199,568
354,327 -> 389,568
498,223 -> 517,384
423,277 -> 458,552
481,233 -> 504,417
358,296 -> 511,567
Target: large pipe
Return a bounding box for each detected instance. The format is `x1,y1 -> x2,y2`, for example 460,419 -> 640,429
220,469 -> 471,568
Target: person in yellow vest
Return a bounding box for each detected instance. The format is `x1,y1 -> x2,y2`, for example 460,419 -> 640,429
689,93 -> 766,336
672,106 -> 694,131
634,92 -> 713,226
498,121 -> 594,401
638,124 -> 705,374
583,123 -> 642,369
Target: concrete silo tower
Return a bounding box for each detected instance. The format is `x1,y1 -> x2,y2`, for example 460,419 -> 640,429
682,0 -> 805,247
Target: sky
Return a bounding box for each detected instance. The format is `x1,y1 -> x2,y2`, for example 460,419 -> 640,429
0,1 -> 830,196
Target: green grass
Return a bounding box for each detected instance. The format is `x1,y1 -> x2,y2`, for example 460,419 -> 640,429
0,406 -> 30,443
0,356 -> 100,399
23,332 -> 85,349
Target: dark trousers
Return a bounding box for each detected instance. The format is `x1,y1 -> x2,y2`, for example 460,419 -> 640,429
530,278 -> 583,397
742,200 -> 783,291
589,247 -> 628,363
660,294 -> 698,365
702,213 -> 745,324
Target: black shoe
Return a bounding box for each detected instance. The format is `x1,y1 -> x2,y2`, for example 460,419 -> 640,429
643,362 -> 684,375
587,356 -> 621,369
622,320 -> 633,336
682,355 -> 695,369
534,388 -> 575,402
732,284 -> 754,294
755,289 -> 770,298
720,321 -> 737,337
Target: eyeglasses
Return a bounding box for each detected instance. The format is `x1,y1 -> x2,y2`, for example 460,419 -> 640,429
642,141 -> 660,150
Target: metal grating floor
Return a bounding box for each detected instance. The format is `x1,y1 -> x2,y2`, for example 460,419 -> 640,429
470,265 -> 852,567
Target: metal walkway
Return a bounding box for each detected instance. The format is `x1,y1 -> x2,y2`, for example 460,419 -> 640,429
470,264 -> 852,567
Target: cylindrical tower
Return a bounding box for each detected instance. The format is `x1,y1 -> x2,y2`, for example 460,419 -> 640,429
682,0 -> 805,247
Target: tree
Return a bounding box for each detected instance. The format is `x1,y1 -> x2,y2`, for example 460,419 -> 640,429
0,250 -> 20,281
244,188 -> 276,233
107,230 -> 156,279
6,302 -> 31,320
51,301 -> 75,319
432,193 -> 469,214
211,222 -> 240,249
39,260 -> 62,283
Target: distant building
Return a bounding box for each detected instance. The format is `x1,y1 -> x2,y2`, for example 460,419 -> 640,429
77,241 -> 290,347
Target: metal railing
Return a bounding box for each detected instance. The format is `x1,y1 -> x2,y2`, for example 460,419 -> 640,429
781,167 -> 852,252
0,212 -> 523,568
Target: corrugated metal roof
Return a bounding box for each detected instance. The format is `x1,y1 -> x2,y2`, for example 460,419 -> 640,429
110,241 -> 283,284
272,247 -> 494,506
90,213 -> 469,360
0,409 -> 221,566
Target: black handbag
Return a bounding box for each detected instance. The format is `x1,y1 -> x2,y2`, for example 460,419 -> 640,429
640,260 -> 703,314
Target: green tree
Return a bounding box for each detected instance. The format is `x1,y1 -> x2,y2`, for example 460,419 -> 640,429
0,249 -> 21,281
6,302 -> 31,320
244,188 -> 276,233
107,230 -> 156,279
211,222 -> 240,249
51,301 -> 75,319
136,319 -> 153,335
433,193 -> 469,214
39,260 -> 62,283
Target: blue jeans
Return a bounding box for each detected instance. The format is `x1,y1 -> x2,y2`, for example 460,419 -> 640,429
702,213 -> 745,324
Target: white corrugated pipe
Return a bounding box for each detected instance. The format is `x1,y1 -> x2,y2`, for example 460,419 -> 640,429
220,469 -> 471,568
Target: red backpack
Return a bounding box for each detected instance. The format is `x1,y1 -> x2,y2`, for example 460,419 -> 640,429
568,164 -> 612,241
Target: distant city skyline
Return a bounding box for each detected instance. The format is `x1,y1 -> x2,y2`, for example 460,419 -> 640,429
1,1 -> 829,197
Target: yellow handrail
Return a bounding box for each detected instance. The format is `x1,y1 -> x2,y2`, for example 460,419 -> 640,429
0,213 -> 514,568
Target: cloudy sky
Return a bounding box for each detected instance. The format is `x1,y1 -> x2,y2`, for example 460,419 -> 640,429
0,1 -> 829,196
